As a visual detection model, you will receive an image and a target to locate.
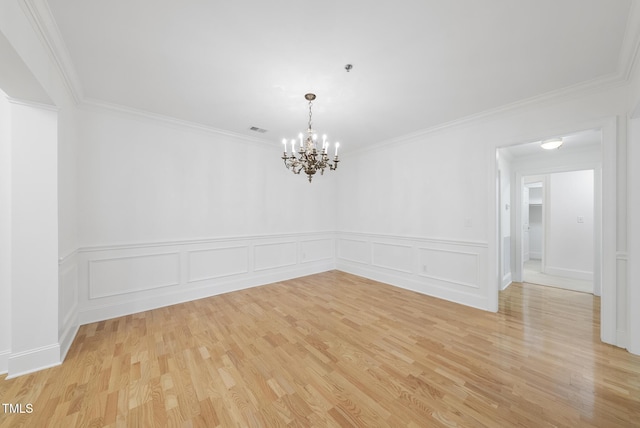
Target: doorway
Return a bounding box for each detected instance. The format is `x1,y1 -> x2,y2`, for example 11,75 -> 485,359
520,171 -> 594,294
493,124 -> 619,346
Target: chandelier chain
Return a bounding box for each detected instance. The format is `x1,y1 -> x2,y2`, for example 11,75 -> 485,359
308,101 -> 313,131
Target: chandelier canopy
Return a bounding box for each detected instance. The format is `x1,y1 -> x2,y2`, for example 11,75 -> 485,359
281,93 -> 340,182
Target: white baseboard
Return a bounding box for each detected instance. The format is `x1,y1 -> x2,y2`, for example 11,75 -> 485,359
0,349 -> 9,375
617,329 -> 627,349
6,344 -> 61,379
545,265 -> 593,281
337,261 -> 488,311
59,306 -> 79,362
501,272 -> 512,290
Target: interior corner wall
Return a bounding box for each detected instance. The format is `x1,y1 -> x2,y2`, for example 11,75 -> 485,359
0,92 -> 11,374
75,106 -> 338,324
335,125 -> 491,310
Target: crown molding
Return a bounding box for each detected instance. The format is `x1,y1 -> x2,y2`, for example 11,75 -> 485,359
19,0 -> 84,104
80,98 -> 276,147
347,70 -> 629,156
7,96 -> 58,112
20,0 -> 640,154
620,0 -> 640,82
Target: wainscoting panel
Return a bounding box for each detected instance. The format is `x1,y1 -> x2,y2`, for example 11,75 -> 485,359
89,252 -> 181,299
372,242 -> 413,273
336,232 -> 489,310
337,238 -> 371,264
77,233 -> 336,324
254,241 -> 297,271
187,246 -> 249,283
300,238 -> 334,263
418,248 -> 479,289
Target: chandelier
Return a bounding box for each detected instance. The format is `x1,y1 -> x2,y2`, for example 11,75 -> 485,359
281,93 -> 340,182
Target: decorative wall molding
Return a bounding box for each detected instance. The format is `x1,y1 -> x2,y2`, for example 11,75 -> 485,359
59,248 -> 78,266
348,76 -> 630,157
6,96 -> 57,111
417,247 -> 480,289
187,246 -> 249,283
617,251 -> 629,261
88,252 -> 181,299
336,232 -> 489,310
253,241 -> 297,271
337,231 -> 489,249
300,238 -> 334,264
76,232 -> 336,324
19,0 -> 84,103
620,0 -> 640,81
337,238 -> 371,265
81,98 -> 276,148
372,242 -> 413,274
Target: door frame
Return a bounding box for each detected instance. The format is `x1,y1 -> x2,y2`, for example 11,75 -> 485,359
489,117 -> 617,346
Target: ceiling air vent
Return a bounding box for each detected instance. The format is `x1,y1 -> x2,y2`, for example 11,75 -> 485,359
249,126 -> 268,133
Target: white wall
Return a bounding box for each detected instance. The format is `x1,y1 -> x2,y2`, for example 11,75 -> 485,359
8,100 -> 60,377
546,170 -> 594,280
0,91 -> 11,373
75,106 -> 338,323
335,124 -> 490,309
77,107 -> 336,245
337,83 -> 626,333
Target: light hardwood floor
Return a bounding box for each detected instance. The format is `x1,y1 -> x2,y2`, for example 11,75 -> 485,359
1,271 -> 639,427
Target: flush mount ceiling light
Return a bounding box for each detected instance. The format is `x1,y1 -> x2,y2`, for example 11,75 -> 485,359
541,138 -> 563,150
281,93 -> 340,182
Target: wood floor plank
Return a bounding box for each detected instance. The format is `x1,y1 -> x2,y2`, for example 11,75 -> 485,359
2,270 -> 640,427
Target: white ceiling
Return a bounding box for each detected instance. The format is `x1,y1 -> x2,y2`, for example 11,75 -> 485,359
45,0 -> 635,151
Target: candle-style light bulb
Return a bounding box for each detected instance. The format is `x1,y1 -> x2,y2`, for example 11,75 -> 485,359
335,142 -> 340,157
282,138 -> 287,153
291,139 -> 296,154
